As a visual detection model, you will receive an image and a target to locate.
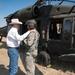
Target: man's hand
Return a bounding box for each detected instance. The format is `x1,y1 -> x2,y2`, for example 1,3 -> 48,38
29,29 -> 35,32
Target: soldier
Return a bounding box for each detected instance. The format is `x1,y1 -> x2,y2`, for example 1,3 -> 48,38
23,19 -> 40,75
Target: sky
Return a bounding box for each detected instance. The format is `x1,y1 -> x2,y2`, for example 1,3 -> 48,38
0,0 -> 75,27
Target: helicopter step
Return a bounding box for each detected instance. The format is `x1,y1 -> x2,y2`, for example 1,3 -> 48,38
59,53 -> 75,62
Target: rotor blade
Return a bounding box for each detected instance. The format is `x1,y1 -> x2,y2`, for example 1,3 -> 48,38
63,0 -> 75,3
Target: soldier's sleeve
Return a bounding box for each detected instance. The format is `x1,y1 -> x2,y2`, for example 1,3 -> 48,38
27,32 -> 35,46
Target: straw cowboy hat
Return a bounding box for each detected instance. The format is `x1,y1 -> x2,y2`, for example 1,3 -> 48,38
9,18 -> 22,24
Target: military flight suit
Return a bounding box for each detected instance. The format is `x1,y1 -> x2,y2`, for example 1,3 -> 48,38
23,29 -> 40,75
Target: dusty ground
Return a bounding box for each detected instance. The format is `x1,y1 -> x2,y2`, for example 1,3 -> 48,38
0,37 -> 75,75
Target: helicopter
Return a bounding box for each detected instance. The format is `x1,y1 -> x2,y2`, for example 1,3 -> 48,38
0,26 -> 7,41
5,0 -> 75,66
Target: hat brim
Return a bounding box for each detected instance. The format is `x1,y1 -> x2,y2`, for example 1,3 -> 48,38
9,22 -> 22,25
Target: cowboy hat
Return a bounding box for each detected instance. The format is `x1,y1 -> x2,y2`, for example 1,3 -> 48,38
9,18 -> 22,24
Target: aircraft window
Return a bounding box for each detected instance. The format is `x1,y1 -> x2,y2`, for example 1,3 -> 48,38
63,20 -> 72,32
63,20 -> 72,41
49,23 -> 62,40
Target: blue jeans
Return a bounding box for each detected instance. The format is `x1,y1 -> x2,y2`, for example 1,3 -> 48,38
8,48 -> 19,75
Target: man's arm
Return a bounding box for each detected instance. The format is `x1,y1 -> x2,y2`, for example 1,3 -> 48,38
15,31 -> 30,41
26,32 -> 35,46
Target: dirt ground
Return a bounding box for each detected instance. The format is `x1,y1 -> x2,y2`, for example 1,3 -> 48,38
0,37 -> 75,75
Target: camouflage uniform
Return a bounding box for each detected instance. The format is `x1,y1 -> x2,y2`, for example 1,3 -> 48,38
23,20 -> 40,75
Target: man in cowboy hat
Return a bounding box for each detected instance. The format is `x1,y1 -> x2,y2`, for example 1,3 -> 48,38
6,18 -> 33,75
23,19 -> 40,75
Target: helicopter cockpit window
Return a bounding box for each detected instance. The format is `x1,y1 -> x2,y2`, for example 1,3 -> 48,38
49,22 -> 62,40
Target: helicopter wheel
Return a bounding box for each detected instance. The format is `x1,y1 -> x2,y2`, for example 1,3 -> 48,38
38,51 -> 51,66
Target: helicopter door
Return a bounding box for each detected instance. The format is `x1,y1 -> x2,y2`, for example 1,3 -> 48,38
63,18 -> 72,48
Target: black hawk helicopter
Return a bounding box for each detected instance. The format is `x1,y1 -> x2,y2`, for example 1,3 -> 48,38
5,0 -> 75,66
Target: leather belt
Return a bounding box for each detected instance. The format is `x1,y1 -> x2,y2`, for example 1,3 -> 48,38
8,47 -> 19,49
